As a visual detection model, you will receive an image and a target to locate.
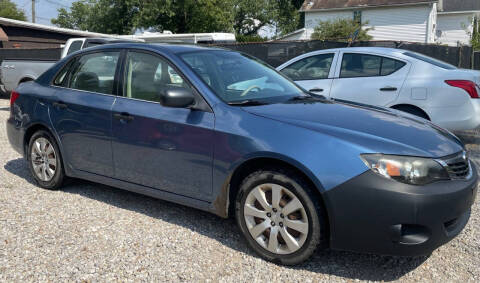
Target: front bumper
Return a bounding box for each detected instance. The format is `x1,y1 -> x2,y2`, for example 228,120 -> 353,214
324,162 -> 478,256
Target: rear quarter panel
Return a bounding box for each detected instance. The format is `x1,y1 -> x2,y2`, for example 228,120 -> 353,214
396,61 -> 465,106
392,61 -> 477,128
9,82 -> 59,155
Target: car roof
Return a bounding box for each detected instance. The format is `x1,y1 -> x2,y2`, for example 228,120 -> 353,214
309,47 -> 406,55
78,42 -> 227,55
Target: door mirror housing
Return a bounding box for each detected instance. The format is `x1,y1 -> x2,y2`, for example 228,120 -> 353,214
160,87 -> 195,108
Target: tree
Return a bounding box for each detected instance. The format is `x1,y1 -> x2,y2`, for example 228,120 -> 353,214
275,0 -> 303,36
232,0 -> 304,37
89,0 -> 140,34
0,0 -> 27,21
51,0 -> 94,30
53,0 -> 234,34
52,0 -> 140,34
232,0 -> 277,35
50,0 -> 304,37
470,16 -> 479,51
139,0 -> 233,33
311,18 -> 373,42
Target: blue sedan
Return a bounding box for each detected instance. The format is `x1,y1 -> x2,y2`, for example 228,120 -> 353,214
6,43 -> 478,265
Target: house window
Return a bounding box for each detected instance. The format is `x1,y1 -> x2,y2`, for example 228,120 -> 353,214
353,11 -> 362,25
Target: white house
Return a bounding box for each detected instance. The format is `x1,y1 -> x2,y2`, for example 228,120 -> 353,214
279,0 -> 479,46
436,0 -> 480,45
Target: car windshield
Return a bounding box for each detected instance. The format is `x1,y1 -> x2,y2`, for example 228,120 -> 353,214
179,50 -> 306,104
403,51 -> 456,70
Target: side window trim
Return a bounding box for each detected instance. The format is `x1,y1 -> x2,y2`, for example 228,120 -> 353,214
337,52 -> 407,79
120,49 -> 212,112
113,49 -> 127,97
50,49 -> 122,97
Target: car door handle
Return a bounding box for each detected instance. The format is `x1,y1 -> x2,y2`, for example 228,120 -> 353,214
309,88 -> 324,93
380,87 -> 397,92
52,101 -> 67,109
114,113 -> 134,122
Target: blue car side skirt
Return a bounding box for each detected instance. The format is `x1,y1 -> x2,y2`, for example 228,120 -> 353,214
69,168 -> 214,214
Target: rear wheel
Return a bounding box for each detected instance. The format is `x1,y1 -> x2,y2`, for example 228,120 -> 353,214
27,130 -> 65,190
235,168 -> 327,265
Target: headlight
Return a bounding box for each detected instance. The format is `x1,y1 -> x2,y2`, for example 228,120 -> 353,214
360,154 -> 450,185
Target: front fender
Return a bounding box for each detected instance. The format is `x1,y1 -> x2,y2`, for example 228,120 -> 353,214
209,105 -> 370,218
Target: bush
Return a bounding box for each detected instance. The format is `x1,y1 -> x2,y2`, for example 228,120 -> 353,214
311,18 -> 373,42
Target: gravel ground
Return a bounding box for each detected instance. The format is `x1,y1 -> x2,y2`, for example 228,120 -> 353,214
0,97 -> 479,282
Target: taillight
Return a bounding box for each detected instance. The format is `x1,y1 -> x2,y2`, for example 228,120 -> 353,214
445,80 -> 479,98
10,90 -> 20,106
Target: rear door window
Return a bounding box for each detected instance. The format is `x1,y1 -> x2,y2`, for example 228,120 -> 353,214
66,51 -> 120,94
340,53 -> 405,78
380,57 -> 406,76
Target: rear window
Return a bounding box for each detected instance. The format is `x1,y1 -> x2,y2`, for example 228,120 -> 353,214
403,51 -> 456,70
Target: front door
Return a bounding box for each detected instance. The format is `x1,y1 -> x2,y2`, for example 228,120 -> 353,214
111,51 -> 215,200
49,51 -> 120,177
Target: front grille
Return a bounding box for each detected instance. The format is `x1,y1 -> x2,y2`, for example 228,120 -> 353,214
439,151 -> 471,179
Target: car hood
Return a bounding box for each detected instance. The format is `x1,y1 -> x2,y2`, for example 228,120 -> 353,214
242,99 -> 463,158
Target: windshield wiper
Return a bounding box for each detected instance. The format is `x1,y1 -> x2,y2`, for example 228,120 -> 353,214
288,94 -> 326,101
227,99 -> 269,106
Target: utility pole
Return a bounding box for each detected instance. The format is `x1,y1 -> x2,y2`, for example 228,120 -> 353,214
31,0 -> 36,23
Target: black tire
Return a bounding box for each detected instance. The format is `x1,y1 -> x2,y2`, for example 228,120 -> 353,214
27,130 -> 65,190
235,168 -> 327,265
393,106 -> 430,120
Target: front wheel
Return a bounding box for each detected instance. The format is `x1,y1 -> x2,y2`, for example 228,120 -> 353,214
235,168 -> 327,265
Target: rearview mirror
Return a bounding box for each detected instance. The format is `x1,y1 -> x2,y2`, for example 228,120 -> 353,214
160,88 -> 195,108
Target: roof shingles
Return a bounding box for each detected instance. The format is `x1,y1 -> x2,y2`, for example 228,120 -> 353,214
301,0 -> 436,11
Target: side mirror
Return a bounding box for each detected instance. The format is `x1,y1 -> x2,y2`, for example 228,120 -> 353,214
160,87 -> 195,108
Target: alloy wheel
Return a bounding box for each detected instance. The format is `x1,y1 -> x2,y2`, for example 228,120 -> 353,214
30,137 -> 57,182
243,183 -> 309,254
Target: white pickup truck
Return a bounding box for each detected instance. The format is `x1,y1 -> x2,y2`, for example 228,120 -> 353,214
0,37 -> 141,94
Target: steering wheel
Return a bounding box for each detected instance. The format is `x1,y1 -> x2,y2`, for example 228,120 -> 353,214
240,85 -> 261,97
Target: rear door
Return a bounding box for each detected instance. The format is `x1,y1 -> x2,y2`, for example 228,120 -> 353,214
111,50 -> 215,200
49,51 -> 120,177
278,51 -> 338,96
329,52 -> 409,106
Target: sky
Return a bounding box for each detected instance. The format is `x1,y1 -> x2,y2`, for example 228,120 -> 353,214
12,0 -> 73,26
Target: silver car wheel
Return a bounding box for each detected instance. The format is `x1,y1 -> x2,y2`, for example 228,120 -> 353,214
30,137 -> 57,182
243,183 -> 309,255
